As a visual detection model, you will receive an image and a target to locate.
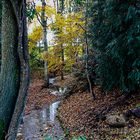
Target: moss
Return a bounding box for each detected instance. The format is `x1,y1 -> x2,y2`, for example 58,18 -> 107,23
0,120 -> 5,140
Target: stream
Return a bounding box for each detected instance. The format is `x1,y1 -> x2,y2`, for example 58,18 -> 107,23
17,101 -> 65,140
16,79 -> 66,140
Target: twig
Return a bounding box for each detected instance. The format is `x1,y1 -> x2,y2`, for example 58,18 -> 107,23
31,1 -> 48,28
75,23 -> 94,37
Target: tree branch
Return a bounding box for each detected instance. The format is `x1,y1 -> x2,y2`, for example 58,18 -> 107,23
32,1 -> 48,28
75,23 -> 94,37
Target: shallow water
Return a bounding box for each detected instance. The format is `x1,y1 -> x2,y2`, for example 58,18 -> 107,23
17,101 -> 65,140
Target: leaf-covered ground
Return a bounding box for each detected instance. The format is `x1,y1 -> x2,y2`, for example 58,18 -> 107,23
58,86 -> 140,140
24,79 -> 59,115
22,75 -> 140,140
24,75 -> 75,115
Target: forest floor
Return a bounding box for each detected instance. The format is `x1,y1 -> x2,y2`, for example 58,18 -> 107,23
20,74 -> 140,140
17,78 -> 66,140
58,76 -> 140,140
24,79 -> 59,115
24,74 -> 75,115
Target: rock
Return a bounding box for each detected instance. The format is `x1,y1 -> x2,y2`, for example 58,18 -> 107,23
50,90 -> 60,96
45,127 -> 49,131
131,108 -> 140,118
16,133 -> 23,140
59,87 -> 67,95
106,114 -> 126,128
125,108 -> 140,118
128,120 -> 135,128
49,78 -> 55,84
124,110 -> 132,118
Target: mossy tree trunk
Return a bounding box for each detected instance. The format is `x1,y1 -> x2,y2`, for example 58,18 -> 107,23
0,0 -> 29,139
0,0 -> 2,69
0,0 -> 20,129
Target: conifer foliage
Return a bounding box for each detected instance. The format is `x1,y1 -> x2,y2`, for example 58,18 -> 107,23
90,0 -> 140,92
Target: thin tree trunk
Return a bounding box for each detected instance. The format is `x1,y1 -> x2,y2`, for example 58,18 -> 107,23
56,0 -> 59,12
60,0 -> 64,80
85,0 -> 96,99
61,44 -> 64,80
41,0 -> 49,87
53,0 -> 56,10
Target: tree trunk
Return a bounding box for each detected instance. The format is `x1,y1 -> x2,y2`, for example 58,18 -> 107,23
56,0 -> 59,12
0,0 -> 30,139
0,0 -> 20,129
0,0 -> 2,70
60,0 -> 64,80
61,44 -> 64,80
6,0 -> 30,139
41,0 -> 49,87
85,0 -> 96,99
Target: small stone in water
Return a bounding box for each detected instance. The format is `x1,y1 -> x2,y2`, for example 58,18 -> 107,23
16,133 -> 23,140
45,127 -> 49,131
17,133 -> 23,137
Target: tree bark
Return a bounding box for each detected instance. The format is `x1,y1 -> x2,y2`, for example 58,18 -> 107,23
61,44 -> 64,80
0,0 -> 30,139
60,0 -> 64,80
6,0 -> 30,139
41,0 -> 49,87
0,0 -> 20,129
85,0 -> 96,99
0,1 -> 2,69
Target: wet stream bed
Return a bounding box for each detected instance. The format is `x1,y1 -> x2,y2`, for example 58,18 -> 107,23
17,101 -> 65,140
16,78 -> 67,140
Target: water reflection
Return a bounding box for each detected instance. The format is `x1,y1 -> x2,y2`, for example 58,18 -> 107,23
50,101 -> 60,122
59,87 -> 67,95
17,101 -> 64,140
49,78 -> 55,84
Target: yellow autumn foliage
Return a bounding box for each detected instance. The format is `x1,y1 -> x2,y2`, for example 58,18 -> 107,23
29,3 -> 85,73
28,26 -> 43,53
36,5 -> 56,18
43,11 -> 85,73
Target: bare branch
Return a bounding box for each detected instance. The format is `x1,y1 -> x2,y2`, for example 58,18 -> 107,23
31,1 -> 48,28
75,23 -> 94,37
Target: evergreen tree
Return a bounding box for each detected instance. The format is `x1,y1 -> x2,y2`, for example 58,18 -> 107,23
90,0 -> 140,93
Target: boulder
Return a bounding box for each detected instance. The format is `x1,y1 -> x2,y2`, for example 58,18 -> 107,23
106,114 -> 126,128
